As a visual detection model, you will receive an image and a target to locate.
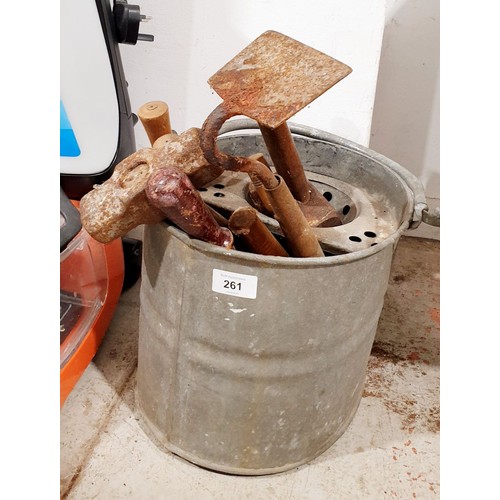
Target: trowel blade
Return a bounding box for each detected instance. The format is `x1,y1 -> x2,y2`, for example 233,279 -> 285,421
208,30 -> 352,129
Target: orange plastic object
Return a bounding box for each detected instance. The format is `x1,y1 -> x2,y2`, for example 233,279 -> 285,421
60,202 -> 124,407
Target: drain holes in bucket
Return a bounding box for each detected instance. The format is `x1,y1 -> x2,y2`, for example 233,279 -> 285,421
211,184 -> 226,197
349,232 -> 378,244
310,181 -> 357,224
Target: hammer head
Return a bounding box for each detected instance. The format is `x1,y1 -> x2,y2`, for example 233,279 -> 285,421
208,30 -> 352,128
79,128 -> 223,243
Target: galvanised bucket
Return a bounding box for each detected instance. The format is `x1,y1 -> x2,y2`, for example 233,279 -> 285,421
136,120 -> 428,475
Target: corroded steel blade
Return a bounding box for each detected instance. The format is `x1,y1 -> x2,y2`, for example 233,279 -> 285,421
208,30 -> 352,128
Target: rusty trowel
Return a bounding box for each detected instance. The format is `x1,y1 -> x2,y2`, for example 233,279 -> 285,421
201,30 -> 352,228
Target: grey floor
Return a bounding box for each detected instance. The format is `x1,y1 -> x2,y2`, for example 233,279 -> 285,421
60,236 -> 439,499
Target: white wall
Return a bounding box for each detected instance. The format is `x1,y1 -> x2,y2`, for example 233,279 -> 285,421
120,0 -> 386,149
370,0 -> 440,239
120,0 -> 439,239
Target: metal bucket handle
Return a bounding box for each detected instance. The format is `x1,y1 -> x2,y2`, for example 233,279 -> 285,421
219,118 -> 438,229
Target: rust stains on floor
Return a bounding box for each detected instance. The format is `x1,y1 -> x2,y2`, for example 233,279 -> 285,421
363,236 -> 440,435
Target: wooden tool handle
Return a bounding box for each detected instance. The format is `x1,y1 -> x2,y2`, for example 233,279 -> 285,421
228,207 -> 288,257
137,101 -> 172,146
152,133 -> 177,149
146,167 -> 233,249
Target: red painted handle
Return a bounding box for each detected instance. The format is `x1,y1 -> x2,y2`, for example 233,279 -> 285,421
146,167 -> 233,249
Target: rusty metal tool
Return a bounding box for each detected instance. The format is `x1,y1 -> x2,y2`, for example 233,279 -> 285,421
202,30 -> 351,227
146,167 -> 233,249
246,153 -> 275,216
202,112 -> 323,257
80,128 -> 223,244
137,99 -> 224,183
228,207 -> 288,257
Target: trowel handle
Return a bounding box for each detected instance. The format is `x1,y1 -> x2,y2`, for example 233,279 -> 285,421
260,123 -> 311,203
200,102 -> 279,190
137,101 -> 173,146
146,167 -> 234,249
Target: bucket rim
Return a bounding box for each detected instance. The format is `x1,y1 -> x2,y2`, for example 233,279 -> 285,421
157,120 -> 421,266
162,221 -> 408,267
219,118 -> 428,229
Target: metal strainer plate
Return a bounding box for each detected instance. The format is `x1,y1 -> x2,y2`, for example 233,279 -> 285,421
199,170 -> 398,254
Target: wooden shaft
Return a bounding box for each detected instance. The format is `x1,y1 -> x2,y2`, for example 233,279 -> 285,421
153,133 -> 177,149
146,167 -> 233,249
137,101 -> 172,146
260,122 -> 311,203
228,207 -> 288,257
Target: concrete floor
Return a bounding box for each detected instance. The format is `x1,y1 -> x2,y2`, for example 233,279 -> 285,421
60,235 -> 439,499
